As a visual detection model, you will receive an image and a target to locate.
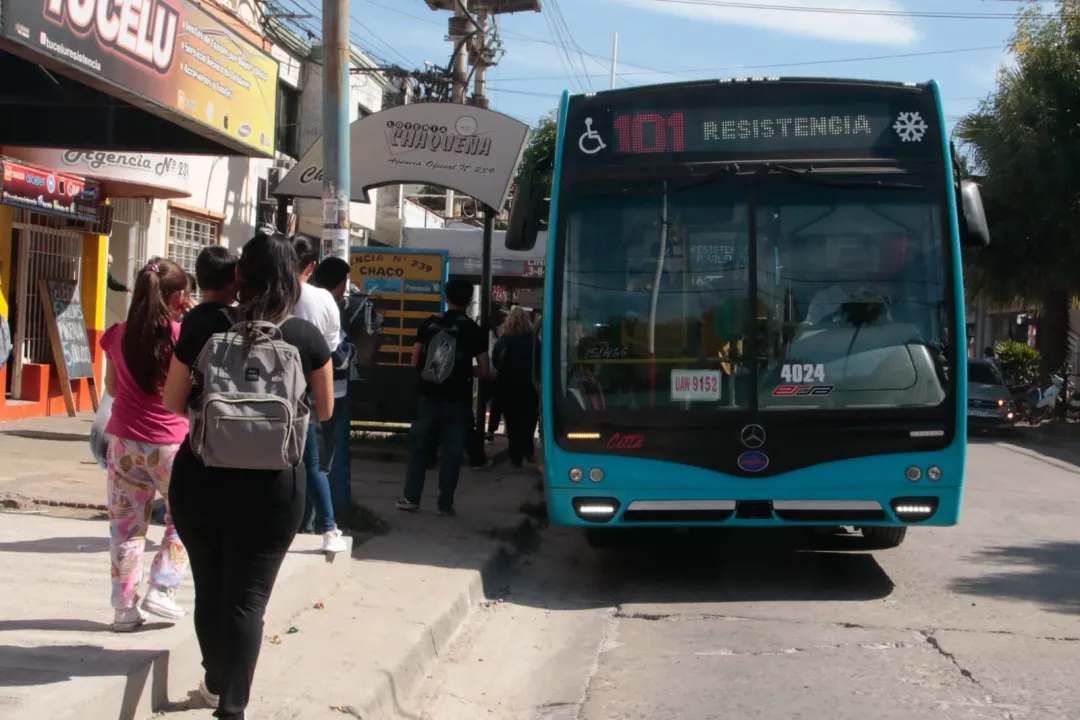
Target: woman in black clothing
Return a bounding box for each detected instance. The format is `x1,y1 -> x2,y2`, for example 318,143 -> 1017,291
162,231 -> 333,720
492,307 -> 539,467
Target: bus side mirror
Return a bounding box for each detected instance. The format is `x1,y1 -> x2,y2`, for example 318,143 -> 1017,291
505,177 -> 545,251
958,180 -> 990,248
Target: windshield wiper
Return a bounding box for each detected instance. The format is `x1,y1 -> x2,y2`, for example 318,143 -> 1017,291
761,163 -> 925,190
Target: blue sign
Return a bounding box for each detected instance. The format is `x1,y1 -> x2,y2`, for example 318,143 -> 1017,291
364,277 -> 403,294
405,280 -> 441,294
737,451 -> 769,473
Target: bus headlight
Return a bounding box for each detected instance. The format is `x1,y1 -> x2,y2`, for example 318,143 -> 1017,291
927,466 -> 943,482
589,468 -> 605,483
905,466 -> 922,482
569,468 -> 584,483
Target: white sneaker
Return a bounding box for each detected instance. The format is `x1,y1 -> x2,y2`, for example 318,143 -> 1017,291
112,605 -> 147,632
141,586 -> 185,620
322,528 -> 347,554
198,679 -> 219,708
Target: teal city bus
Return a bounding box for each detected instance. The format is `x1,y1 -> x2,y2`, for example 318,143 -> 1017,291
506,77 -> 990,548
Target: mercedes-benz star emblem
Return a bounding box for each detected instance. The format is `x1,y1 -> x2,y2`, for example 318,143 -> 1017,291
740,424 -> 766,449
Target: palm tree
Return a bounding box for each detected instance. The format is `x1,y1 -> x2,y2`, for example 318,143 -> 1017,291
953,1 -> 1080,383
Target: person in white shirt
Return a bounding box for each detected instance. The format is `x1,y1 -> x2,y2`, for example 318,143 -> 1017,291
291,235 -> 347,554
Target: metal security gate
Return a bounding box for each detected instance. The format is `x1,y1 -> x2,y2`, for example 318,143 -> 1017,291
10,209 -> 87,399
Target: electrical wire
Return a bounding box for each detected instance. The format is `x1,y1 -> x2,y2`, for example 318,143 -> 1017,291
486,45 -> 1006,85
644,0 -> 1019,20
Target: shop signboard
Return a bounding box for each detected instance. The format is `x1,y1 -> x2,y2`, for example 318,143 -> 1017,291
1,0 -> 279,157
276,103 -> 530,212
6,147 -> 191,199
349,247 -> 449,368
1,157 -> 102,223
449,256 -> 545,278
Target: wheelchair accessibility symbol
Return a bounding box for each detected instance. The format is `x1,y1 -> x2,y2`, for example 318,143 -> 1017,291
578,117 -> 606,155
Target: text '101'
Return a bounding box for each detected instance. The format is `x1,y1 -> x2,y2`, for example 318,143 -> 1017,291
613,112 -> 686,154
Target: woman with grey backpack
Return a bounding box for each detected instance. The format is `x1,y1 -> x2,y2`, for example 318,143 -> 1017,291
163,231 -> 334,720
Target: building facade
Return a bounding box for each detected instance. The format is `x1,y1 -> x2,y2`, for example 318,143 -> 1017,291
0,0 -> 304,419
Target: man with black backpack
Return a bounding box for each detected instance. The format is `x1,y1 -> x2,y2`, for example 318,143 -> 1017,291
398,278 -> 490,516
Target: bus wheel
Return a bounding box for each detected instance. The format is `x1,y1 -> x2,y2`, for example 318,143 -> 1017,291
584,528 -> 623,548
860,526 -> 907,549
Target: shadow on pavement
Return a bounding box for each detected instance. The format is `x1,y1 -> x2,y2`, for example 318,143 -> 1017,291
508,527 -> 896,610
968,428 -> 1080,470
0,429 -> 90,442
0,537 -> 159,554
950,540 -> 1080,616
0,643 -> 160,687
0,618 -> 172,633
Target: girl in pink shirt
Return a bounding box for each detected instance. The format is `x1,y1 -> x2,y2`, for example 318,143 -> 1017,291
101,257 -> 191,631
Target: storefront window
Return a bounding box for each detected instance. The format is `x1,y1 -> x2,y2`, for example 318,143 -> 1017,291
167,213 -> 220,300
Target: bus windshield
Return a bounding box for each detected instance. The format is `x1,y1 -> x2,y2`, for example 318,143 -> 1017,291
557,172 -> 952,417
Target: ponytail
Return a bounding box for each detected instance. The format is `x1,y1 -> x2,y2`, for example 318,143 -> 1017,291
121,257 -> 189,395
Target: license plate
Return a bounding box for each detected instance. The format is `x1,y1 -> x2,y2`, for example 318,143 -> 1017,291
671,369 -> 721,401
968,408 -> 996,418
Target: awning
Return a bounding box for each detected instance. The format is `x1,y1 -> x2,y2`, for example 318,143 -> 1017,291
2,147 -> 192,200
1,156 -> 103,224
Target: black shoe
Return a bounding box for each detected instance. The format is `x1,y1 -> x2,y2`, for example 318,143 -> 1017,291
510,460 -> 523,469
438,507 -> 457,517
396,498 -> 419,512
485,432 -> 495,444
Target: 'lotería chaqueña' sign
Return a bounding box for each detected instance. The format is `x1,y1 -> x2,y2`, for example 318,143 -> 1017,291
274,103 -> 531,212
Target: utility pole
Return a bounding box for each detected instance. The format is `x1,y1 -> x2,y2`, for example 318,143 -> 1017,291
322,0 -> 351,260
610,31 -> 618,90
451,0 -> 470,104
467,7 -> 496,450
472,12 -> 489,109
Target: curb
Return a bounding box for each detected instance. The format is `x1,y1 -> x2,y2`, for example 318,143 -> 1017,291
1013,424 -> 1078,447
331,516 -> 538,720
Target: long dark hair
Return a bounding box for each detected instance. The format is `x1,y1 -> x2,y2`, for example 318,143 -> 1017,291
122,257 -> 188,395
236,231 -> 301,325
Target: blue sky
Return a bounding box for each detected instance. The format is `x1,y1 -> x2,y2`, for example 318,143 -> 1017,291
350,0 -> 1025,132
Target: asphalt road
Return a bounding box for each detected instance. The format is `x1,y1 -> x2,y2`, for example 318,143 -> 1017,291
406,437 -> 1080,720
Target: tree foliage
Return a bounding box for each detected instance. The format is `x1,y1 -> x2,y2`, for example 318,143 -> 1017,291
994,340 -> 1042,385
954,0 -> 1080,377
515,111 -> 558,191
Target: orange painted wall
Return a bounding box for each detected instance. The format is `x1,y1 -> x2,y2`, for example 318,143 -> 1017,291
0,229 -> 106,421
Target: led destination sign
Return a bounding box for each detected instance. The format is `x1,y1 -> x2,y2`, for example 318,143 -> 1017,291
566,93 -> 939,165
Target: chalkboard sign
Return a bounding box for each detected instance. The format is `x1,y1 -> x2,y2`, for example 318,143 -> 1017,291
38,279 -> 98,416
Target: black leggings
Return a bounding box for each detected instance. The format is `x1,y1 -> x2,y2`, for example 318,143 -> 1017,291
169,442 -> 305,720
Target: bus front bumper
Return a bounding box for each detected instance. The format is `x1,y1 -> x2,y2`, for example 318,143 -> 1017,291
546,486 -> 962,528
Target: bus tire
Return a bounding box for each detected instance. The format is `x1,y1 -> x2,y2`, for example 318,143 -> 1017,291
584,528 -> 621,548
860,526 -> 907,549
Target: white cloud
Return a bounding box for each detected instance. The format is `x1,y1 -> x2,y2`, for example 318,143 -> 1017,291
975,48 -> 1016,87
615,0 -> 920,46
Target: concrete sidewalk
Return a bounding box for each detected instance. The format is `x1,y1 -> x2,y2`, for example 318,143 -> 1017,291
0,414 -> 542,720
0,513 -> 352,720
0,414 -> 107,511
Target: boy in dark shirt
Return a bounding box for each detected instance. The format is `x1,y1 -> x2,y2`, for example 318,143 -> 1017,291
193,246 -> 238,307
398,278 -> 490,516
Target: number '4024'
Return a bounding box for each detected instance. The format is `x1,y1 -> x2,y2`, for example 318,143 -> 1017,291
780,363 -> 826,383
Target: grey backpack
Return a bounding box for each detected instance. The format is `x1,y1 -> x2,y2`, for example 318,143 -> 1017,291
189,311 -> 309,470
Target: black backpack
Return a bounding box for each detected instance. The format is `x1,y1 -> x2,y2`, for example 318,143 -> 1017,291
419,313 -> 471,384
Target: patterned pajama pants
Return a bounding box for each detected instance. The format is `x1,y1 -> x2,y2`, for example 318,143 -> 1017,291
106,437 -> 188,610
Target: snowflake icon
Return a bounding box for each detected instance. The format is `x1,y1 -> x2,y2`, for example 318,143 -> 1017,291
893,111 -> 928,143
